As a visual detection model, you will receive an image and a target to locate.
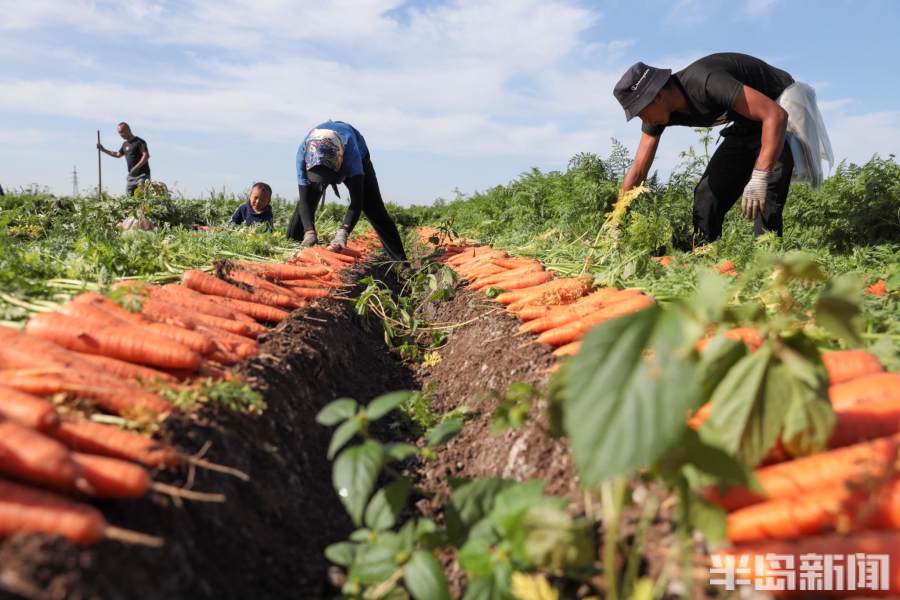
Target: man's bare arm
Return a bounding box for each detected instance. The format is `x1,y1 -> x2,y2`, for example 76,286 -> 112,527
621,132 -> 661,193
731,84 -> 788,171
131,150 -> 150,172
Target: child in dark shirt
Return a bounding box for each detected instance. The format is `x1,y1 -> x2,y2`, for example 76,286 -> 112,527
230,182 -> 274,231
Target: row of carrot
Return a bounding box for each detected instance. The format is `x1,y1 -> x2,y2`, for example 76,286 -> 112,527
418,228 -> 900,596
0,235 -> 380,548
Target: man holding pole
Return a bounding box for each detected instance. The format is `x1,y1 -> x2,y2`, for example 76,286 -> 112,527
96,122 -> 151,196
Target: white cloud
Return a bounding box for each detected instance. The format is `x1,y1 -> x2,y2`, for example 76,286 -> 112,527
740,0 -> 780,19
0,128 -> 48,146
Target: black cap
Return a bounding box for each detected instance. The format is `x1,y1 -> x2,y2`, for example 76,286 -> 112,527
613,62 -> 672,121
307,164 -> 339,185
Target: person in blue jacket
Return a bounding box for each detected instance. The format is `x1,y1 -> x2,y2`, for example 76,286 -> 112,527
230,182 -> 274,231
287,120 -> 407,261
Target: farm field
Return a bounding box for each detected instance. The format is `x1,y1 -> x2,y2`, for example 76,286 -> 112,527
0,147 -> 898,600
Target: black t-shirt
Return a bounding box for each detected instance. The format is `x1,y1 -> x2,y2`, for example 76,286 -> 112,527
642,53 -> 794,137
120,137 -> 150,175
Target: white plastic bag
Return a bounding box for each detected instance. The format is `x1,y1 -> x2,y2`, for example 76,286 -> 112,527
777,82 -> 834,189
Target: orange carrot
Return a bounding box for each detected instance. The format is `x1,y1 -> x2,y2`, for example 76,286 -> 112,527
490,258 -> 543,270
25,312 -> 202,369
0,385 -> 59,431
236,261 -> 331,280
470,266 -> 546,290
830,400 -> 900,448
146,323 -> 215,356
520,289 -> 646,334
688,403 -> 712,430
0,421 -> 85,491
141,297 -> 255,338
536,294 -> 655,347
503,286 -> 627,311
711,434 -> 900,511
727,477 -> 900,543
505,278 -> 593,311
830,373 -> 900,409
49,419 -> 180,469
156,284 -> 259,325
652,255 -> 673,267
182,269 -> 255,301
216,297 -> 289,323
196,326 -> 258,359
552,342 -> 581,357
309,246 -> 356,264
868,279 -> 888,297
696,327 -> 764,353
70,452 -> 150,499
822,349 -> 884,385
0,370 -> 174,416
75,353 -> 177,383
718,260 -> 736,274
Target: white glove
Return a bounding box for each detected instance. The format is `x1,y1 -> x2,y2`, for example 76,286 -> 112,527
741,169 -> 770,220
328,227 -> 349,250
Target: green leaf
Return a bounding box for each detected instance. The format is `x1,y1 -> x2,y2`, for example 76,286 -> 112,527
316,398 -> 358,426
426,418 -> 463,447
815,295 -> 863,345
325,541 -> 357,567
704,345 -> 787,465
684,491 -> 727,546
445,478 -> 517,546
781,374 -> 835,457
328,418 -> 362,460
368,391 -> 413,421
403,550 -> 451,600
458,539 -> 495,578
333,441 -> 385,526
463,574 -> 515,600
775,251 -> 827,283
563,305 -> 700,486
519,507 -> 595,571
696,336 -> 748,400
385,443 -> 419,463
350,542 -> 399,584
660,428 -> 756,490
365,478 -> 412,531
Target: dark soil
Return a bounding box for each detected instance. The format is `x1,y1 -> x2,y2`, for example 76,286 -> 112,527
0,265 -> 415,600
414,288 -> 578,503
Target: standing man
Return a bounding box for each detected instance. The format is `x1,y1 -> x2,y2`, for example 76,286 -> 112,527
97,122 -> 151,196
613,52 -> 815,244
287,120 -> 407,262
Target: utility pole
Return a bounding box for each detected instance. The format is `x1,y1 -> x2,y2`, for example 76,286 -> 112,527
71,166 -> 79,197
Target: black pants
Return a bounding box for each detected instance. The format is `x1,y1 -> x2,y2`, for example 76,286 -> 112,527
287,158 -> 407,262
693,129 -> 794,243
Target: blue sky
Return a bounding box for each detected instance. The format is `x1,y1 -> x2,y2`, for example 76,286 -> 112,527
1,0 -> 898,205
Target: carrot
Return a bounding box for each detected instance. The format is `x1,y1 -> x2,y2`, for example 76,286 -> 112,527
688,403 -> 712,430
476,270 -> 554,292
696,327 -> 764,353
652,255 -> 673,267
446,247 -> 504,267
868,279 -> 888,297
236,261 -> 331,280
470,265 -> 546,290
156,284 -> 259,324
141,297 -> 255,338
0,478 -> 162,546
536,294 -> 655,346
727,476 -> 900,543
505,278 -> 593,311
711,434 -> 900,511
822,349 -> 884,385
25,312 -> 202,369
490,258 -> 543,270
718,260 -> 736,274
217,297 -> 289,323
146,323 -> 215,356
830,400 -> 900,448
520,289 -> 646,334
69,292 -> 146,324
75,353 -> 177,383
196,325 -> 258,359
309,246 -> 356,264
0,421 -> 85,491
294,250 -> 347,271
552,342 -> 581,357
503,286 -> 630,309
282,287 -> 328,299
0,326 -> 99,371
716,531 -> 900,595
182,269 -> 255,301
0,385 -> 59,430
336,246 -> 363,259
830,373 -> 900,409
0,370 -> 174,416
49,419 -> 180,469
226,268 -> 303,298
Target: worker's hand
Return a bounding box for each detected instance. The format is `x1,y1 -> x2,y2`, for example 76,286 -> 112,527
741,169 -> 770,220
128,167 -> 140,176
326,227 -> 349,251
301,230 -> 318,247
96,143 -> 105,152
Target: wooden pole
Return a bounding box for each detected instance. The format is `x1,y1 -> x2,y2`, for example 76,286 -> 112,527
96,130 -> 102,201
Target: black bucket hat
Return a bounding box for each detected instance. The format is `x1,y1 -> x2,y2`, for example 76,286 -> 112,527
613,62 -> 672,121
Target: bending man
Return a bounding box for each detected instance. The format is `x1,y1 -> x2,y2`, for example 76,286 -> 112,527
614,52 -> 825,243
287,120 -> 407,262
